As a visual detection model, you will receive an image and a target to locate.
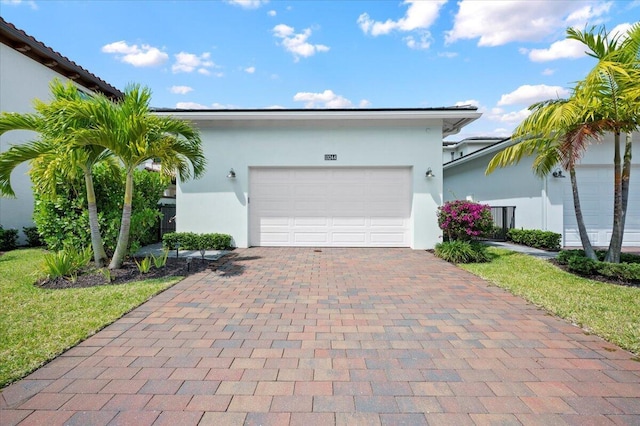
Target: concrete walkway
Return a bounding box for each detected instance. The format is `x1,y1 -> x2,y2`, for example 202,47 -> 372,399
1,248 -> 639,425
482,241 -> 558,259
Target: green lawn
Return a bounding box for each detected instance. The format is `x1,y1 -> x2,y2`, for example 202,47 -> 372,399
0,248 -> 181,388
462,248 -> 640,355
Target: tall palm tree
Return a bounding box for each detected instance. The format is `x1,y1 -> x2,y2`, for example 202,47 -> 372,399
567,24 -> 640,262
0,81 -> 111,266
486,96 -> 599,260
65,84 -> 206,269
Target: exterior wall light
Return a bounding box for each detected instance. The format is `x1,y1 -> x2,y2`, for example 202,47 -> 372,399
425,168 -> 435,178
227,168 -> 236,179
552,169 -> 566,178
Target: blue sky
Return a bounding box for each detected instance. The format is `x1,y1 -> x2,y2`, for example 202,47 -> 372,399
1,0 -> 638,140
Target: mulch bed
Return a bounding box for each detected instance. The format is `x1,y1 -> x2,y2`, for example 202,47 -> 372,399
37,256 -> 217,290
548,258 -> 639,288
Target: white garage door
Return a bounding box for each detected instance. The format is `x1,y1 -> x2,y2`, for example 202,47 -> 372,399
250,167 -> 412,247
563,166 -> 640,246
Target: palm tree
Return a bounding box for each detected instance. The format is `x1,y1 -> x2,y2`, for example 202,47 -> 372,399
488,24 -> 640,263
65,84 -> 206,269
0,81 -> 111,266
567,24 -> 640,262
486,96 -> 599,260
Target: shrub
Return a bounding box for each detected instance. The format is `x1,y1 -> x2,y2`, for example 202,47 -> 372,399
596,262 -> 640,282
162,232 -> 233,250
0,226 -> 19,251
135,256 -> 152,274
33,164 -> 166,253
434,240 -> 490,264
22,226 -> 44,247
507,229 -> 561,251
556,249 -> 584,265
41,246 -> 92,280
151,250 -> 169,268
567,256 -> 598,275
437,200 -> 493,241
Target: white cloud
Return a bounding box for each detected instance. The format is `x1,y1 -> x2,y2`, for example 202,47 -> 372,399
176,102 -> 209,109
542,68 -> 556,76
1,0 -> 37,9
438,51 -> 458,58
404,33 -> 432,50
359,99 -> 372,108
225,0 -> 268,9
293,90 -> 353,108
497,84 -> 569,106
446,1 -> 612,46
273,24 -> 329,61
101,41 -> 168,67
211,103 -> 238,109
175,101 -> 236,109
526,38 -> 587,62
170,86 -> 193,95
358,0 -> 445,36
266,105 -> 286,109
244,66 -> 256,74
487,107 -> 532,124
172,52 -> 217,74
358,0 -> 445,49
268,9 -> 276,16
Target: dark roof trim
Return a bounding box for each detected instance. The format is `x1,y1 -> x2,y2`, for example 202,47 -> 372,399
151,106 -> 479,113
1,17 -> 123,99
443,136 -> 513,167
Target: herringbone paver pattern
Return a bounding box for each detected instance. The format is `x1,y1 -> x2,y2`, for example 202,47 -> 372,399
1,248 -> 639,425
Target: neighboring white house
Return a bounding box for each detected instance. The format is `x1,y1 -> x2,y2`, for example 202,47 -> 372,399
0,18 -> 121,243
154,108 -> 480,249
443,132 -> 640,247
442,136 -> 506,164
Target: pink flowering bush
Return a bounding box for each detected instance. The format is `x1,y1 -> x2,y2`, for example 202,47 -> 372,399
437,200 -> 493,241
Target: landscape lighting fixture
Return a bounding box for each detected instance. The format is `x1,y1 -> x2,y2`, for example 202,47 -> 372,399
552,169 -> 566,178
227,168 -> 236,179
425,168 -> 435,178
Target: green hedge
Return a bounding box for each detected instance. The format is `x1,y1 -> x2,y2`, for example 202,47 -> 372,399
0,226 -> 18,251
162,232 -> 233,250
507,228 -> 561,251
22,226 -> 45,247
434,240 -> 490,264
557,249 -> 640,282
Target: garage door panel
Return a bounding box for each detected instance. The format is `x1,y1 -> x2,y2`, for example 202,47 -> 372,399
332,233 -> 367,244
250,167 -> 411,247
370,232 -> 408,243
333,217 -> 366,227
564,165 -> 640,246
294,217 -> 328,226
259,232 -> 291,244
294,232 -> 331,244
371,217 -> 406,227
259,217 -> 290,226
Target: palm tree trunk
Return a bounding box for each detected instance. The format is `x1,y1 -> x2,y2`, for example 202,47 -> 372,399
84,169 -> 108,267
617,132 -> 633,255
569,167 -> 597,260
605,131 -> 623,263
109,170 -> 134,269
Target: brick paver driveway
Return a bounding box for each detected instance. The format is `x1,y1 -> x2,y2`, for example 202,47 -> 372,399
2,248 -> 639,425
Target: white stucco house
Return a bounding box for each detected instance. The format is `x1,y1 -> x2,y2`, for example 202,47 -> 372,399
0,18 -> 121,243
154,108 -> 480,249
443,132 -> 640,247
